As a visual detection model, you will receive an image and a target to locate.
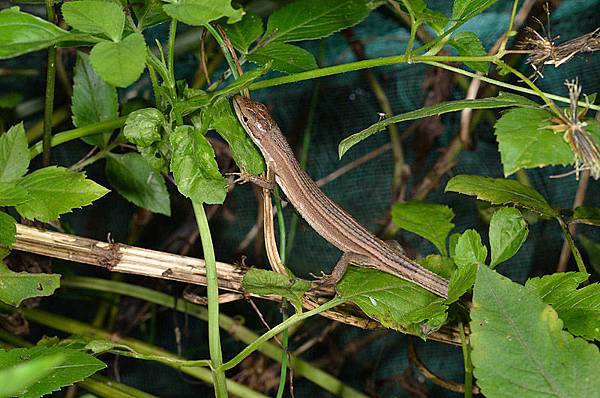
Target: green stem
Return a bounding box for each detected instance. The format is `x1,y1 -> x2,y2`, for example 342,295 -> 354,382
204,23 -> 240,80
29,117 -> 127,159
458,322 -> 473,398
168,19 -> 177,80
192,202 -> 228,398
62,277 -> 368,398
43,0 -> 57,166
557,216 -> 588,277
219,297 -> 345,372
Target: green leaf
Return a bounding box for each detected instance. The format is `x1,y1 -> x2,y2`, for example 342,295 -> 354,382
0,346 -> 105,398
445,175 -> 558,217
138,139 -> 171,173
200,97 -> 265,175
162,0 -> 243,26
264,0 -> 372,43
0,123 -> 29,182
169,126 -> 227,204
451,0 -> 498,21
417,254 -> 456,280
579,235 -> 600,275
495,108 -> 574,176
488,207 -> 528,268
400,0 -> 448,34
222,11 -> 263,53
90,33 -> 146,87
62,1 -> 124,42
339,92 -> 538,158
0,352 -> 65,398
391,200 -> 454,256
0,182 -> 29,207
106,153 -> 170,216
0,93 -> 22,109
447,229 -> 486,302
248,42 -> 317,73
526,272 -> 600,341
15,167 -> 109,222
0,260 -> 60,307
337,267 -> 447,337
572,206 -> 600,226
471,266 -> 600,397
0,7 -> 71,59
123,108 -> 165,147
448,31 -> 488,73
0,211 -> 16,247
242,268 -> 310,311
72,52 -> 118,147
133,0 -> 169,30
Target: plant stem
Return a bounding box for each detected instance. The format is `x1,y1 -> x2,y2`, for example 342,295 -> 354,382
192,201 -> 228,398
168,19 -> 177,80
43,0 -> 57,166
204,23 -> 240,80
219,297 -> 345,372
29,117 -> 127,159
557,216 -> 588,278
459,322 -> 473,398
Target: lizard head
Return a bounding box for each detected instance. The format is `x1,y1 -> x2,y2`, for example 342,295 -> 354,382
232,95 -> 276,143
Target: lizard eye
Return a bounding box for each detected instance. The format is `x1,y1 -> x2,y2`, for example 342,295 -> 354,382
243,116 -> 248,122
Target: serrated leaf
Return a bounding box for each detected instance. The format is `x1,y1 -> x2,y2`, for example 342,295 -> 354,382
526,272 -> 600,341
0,346 -> 105,398
200,97 -> 264,175
447,229 -> 486,302
0,211 -> 16,247
0,352 -> 65,398
123,108 -> 165,147
90,33 -> 146,87
337,267 -> 447,337
72,52 -> 118,147
242,268 -> 310,311
248,42 -> 317,73
471,266 -> 600,397
138,139 -> 171,173
417,255 -> 456,280
489,207 -> 528,268
170,126 -> 227,204
0,182 -> 29,207
0,7 -> 71,59
572,206 -> 600,226
451,0 -> 498,21
339,92 -> 538,158
0,123 -> 29,182
449,31 -> 488,73
264,0 -> 372,43
391,200 -> 454,256
0,260 -> 60,307
222,12 -> 263,53
15,167 -> 109,222
495,108 -> 574,176
579,235 -> 600,276
106,153 -> 170,216
62,1 -> 124,41
445,175 -> 557,217
162,0 -> 243,26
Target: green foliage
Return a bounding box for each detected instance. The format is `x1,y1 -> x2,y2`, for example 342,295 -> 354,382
339,92 -> 537,158
0,123 -> 28,182
579,235 -> 600,275
124,108 -> 165,147
447,229 -> 486,303
0,346 -> 105,398
242,269 -> 310,312
15,167 -> 109,222
445,175 -> 558,217
106,153 -> 171,216
248,42 -> 318,73
471,266 -> 600,397
399,0 -> 448,34
495,108 -> 574,176
89,33 -> 146,88
72,52 -> 119,147
0,183 -> 29,207
0,352 -> 65,398
0,7 -> 71,59
337,267 -> 448,337
391,200 -> 454,256
452,0 -> 498,21
417,255 -> 455,280
162,0 -> 243,26
222,12 -> 263,54
489,207 -> 528,268
62,1 -> 124,42
169,126 -> 228,204
133,0 -> 169,30
0,212 -> 16,247
572,206 -> 600,226
448,31 -> 488,73
526,272 -> 600,341
0,257 -> 60,307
